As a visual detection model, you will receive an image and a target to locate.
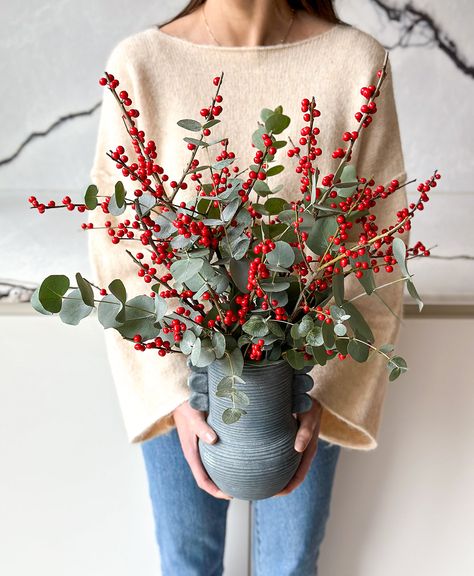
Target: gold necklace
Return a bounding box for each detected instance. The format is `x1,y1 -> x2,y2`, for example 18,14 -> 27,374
202,4 -> 297,47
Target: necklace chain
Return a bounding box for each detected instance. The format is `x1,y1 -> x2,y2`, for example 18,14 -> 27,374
202,5 -> 296,47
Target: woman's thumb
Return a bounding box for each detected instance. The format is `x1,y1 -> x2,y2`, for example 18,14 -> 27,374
195,417 -> 218,444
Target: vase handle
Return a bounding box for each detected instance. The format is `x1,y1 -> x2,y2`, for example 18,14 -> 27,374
291,367 -> 314,413
186,358 -> 209,412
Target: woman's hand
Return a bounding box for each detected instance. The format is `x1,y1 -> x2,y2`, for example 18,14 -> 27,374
273,397 -> 323,497
173,400 -> 233,500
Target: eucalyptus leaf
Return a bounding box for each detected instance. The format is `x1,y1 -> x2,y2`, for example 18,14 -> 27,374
154,294 -> 167,321
75,272 -> 95,307
183,137 -> 208,147
84,184 -> 98,210
59,289 -> 93,325
30,287 -> 53,316
222,407 -> 246,424
229,258 -> 250,293
214,348 -> 244,377
108,182 -> 127,216
136,193 -> 157,217
266,165 -> 285,177
392,237 -> 409,278
347,338 -> 370,362
265,113 -> 290,135
242,316 -> 269,338
170,258 -> 205,283
285,349 -> 305,370
332,273 -> 344,306
266,241 -> 295,269
334,323 -> 347,336
124,295 -> 155,320
306,216 -> 338,256
259,281 -> 290,293
342,301 -> 374,343
264,197 -> 287,214
177,118 -> 202,131
212,331 -> 226,359
180,330 -> 196,355
194,338 -> 216,367
98,294 -> 123,329
407,279 -> 424,312
306,325 -> 324,347
38,274 -> 70,313
322,321 -> 335,349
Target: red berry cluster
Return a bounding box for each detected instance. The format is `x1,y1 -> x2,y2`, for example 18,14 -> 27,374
172,212 -> 217,248
247,257 -> 270,292
287,98 -> 322,202
252,239 -> 276,256
133,333 -> 172,357
235,294 -> 253,325
162,318 -> 187,343
28,195 -> 87,214
249,339 -> 265,361
355,84 -> 378,127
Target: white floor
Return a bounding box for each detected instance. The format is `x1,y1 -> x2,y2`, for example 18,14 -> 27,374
0,313 -> 472,575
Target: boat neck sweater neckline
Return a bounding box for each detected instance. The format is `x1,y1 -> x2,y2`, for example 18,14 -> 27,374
152,21 -> 345,53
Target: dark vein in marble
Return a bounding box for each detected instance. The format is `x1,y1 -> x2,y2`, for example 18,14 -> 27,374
371,0 -> 474,79
0,101 -> 101,167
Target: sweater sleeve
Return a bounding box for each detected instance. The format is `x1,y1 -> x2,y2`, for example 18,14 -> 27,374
87,39 -> 191,444
308,53 -> 409,450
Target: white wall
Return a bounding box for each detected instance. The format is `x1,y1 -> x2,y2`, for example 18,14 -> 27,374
1,312 -> 472,575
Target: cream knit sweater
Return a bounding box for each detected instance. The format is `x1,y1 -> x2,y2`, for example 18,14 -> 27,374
88,21 -> 408,450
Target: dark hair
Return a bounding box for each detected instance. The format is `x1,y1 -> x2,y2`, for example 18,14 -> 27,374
159,0 -> 344,28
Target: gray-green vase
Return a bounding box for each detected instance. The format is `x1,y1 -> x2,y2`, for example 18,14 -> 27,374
198,359 -> 304,500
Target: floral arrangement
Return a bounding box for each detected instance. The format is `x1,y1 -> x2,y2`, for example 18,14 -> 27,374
30,51 -> 440,425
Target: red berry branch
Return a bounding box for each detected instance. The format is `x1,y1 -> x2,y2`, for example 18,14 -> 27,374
31,51 -> 441,422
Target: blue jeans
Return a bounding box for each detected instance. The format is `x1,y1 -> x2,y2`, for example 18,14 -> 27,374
141,427 -> 341,576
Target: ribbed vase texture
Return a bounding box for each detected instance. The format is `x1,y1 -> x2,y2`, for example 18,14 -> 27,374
199,360 -> 302,500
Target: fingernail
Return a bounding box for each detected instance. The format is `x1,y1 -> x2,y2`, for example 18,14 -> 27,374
206,432 -> 217,443
295,441 -> 305,452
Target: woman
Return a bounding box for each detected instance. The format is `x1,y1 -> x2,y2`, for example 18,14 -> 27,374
88,1 -> 407,574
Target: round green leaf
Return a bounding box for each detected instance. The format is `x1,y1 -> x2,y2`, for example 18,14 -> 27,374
215,348 -> 244,378
348,338 -> 370,362
285,349 -> 305,370
30,287 -> 53,315
222,407 -> 246,425
232,390 -> 250,407
38,274 -> 70,313
170,258 -> 205,283
59,288 -> 93,325
334,323 -> 347,336
265,113 -> 291,135
306,326 -> 324,347
98,294 -> 123,329
191,338 -> 215,368
242,316 -> 269,338
266,241 -> 295,269
180,330 -> 196,355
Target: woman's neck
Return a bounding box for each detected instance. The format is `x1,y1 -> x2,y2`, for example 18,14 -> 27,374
203,0 -> 294,47
159,1 -> 335,47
